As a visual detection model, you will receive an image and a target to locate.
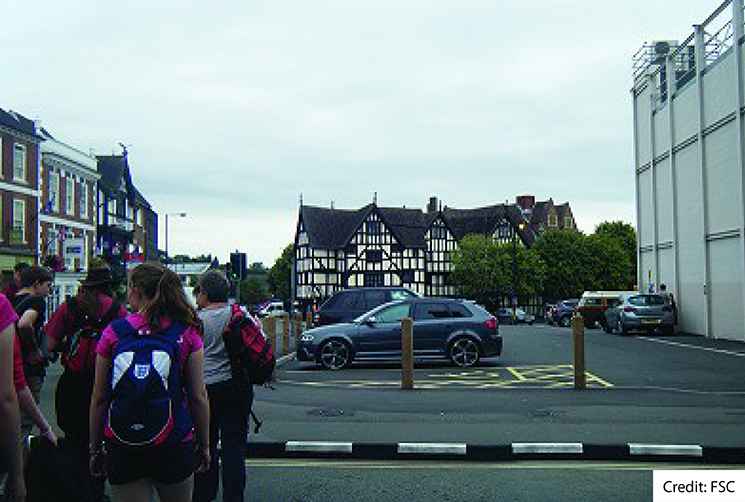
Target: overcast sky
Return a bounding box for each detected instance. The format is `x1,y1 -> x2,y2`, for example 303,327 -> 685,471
1,0 -> 720,265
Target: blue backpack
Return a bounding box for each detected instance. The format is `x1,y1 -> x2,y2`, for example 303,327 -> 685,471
105,318 -> 192,447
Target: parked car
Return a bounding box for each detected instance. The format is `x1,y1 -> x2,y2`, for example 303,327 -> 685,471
314,287 -> 420,326
496,307 -> 535,325
604,293 -> 675,334
258,301 -> 285,318
297,297 -> 502,369
548,299 -> 579,327
576,291 -> 636,329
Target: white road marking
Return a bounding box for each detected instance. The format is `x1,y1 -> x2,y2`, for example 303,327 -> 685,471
638,337 -> 745,357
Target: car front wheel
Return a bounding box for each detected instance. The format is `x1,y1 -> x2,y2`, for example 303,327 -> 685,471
319,339 -> 353,370
449,337 -> 481,367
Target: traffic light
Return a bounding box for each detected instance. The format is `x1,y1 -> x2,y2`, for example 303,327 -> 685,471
230,252 -> 247,280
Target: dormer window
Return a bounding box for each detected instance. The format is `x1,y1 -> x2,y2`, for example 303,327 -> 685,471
548,215 -> 558,228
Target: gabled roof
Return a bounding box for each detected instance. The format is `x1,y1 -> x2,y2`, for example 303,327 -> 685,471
299,204 -> 428,250
97,154 -> 130,196
0,108 -> 43,140
442,203 -> 534,245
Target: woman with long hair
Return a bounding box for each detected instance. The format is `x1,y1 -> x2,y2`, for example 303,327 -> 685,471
89,262 -> 210,502
46,264 -> 127,502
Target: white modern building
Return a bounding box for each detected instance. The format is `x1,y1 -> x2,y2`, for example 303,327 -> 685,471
632,0 -> 745,341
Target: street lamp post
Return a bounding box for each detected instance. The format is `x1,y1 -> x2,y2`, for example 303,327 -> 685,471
512,222 -> 526,321
165,212 -> 187,264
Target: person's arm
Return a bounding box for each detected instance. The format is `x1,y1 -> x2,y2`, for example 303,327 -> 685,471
16,386 -> 56,444
17,308 -> 42,362
0,324 -> 26,502
89,354 -> 111,452
184,348 -> 210,473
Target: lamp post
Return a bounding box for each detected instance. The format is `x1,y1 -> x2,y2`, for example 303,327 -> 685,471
512,221 -> 526,321
164,212 -> 187,264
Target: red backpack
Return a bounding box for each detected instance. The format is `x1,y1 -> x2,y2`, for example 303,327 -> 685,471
62,298 -> 122,373
222,304 -> 276,386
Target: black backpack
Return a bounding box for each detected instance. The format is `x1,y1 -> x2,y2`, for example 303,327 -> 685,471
60,298 -> 121,373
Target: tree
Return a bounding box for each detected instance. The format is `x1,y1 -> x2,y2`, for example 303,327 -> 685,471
533,230 -> 589,302
594,221 -> 637,289
450,234 -> 546,311
239,276 -> 270,305
267,244 -> 294,299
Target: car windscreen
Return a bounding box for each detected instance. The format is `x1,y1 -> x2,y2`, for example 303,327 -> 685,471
628,295 -> 665,306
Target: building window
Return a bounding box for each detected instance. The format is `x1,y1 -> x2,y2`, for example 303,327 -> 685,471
548,214 -> 558,227
366,249 -> 383,263
564,216 -> 573,229
80,183 -> 88,219
364,272 -> 384,287
365,220 -> 381,235
0,140 -> 3,178
66,177 -> 75,215
13,143 -> 26,182
49,171 -> 59,212
12,199 -> 25,243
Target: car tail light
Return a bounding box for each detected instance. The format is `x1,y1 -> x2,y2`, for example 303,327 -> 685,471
485,317 -> 498,330
623,306 -> 636,312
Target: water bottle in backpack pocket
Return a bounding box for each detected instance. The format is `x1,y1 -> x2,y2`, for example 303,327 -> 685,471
105,319 -> 192,447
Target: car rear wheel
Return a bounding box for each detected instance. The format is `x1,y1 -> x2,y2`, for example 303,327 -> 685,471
319,339 -> 353,370
618,320 -> 629,335
449,337 -> 481,368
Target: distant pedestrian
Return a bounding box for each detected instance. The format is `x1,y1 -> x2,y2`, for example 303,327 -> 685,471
1,262 -> 29,299
658,283 -> 677,323
45,264 -> 127,502
0,295 -> 27,502
192,269 -> 252,502
89,262 -> 210,502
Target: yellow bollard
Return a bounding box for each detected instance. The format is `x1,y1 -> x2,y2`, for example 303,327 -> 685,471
263,317 -> 277,352
401,317 -> 414,390
306,311 -> 314,331
282,313 -> 290,354
572,311 -> 586,390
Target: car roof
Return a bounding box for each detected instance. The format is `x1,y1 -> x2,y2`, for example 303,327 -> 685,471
581,291 -> 637,299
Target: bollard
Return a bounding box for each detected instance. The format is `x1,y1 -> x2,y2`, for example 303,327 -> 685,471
401,317 -> 414,390
305,311 -> 314,331
572,310 -> 586,390
263,317 -> 277,354
282,313 -> 290,354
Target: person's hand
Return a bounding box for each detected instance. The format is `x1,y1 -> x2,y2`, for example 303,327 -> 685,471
6,472 -> 26,502
41,426 -> 58,445
90,448 -> 106,478
195,443 -> 210,474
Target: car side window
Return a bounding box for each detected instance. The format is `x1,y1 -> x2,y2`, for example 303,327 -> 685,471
448,304 -> 472,318
414,302 -> 450,320
375,303 -> 411,323
336,292 -> 361,309
364,290 -> 386,309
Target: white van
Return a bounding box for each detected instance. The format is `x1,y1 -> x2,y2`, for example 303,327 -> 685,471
258,301 -> 285,318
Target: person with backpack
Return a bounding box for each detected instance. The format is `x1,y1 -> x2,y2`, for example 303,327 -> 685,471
0,294 -> 27,502
12,266 -> 54,436
45,264 -> 127,502
89,262 -> 210,502
192,270 -> 255,502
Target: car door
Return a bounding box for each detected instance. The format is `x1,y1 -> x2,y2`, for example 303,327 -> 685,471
356,302 -> 412,357
412,301 -> 452,355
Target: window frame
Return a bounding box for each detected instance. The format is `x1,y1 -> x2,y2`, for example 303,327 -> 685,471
13,143 -> 26,182
12,199 -> 26,243
65,176 -> 75,215
49,171 -> 60,212
80,182 -> 88,219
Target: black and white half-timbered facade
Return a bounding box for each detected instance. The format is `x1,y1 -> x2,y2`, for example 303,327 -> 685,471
294,196 -> 554,306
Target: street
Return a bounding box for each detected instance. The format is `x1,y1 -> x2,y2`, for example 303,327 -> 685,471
36,323 -> 745,501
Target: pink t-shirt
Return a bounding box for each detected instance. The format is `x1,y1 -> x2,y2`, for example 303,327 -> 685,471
45,294 -> 128,345
96,313 -> 203,367
0,294 -> 24,390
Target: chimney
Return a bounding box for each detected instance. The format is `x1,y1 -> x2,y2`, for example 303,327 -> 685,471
516,195 -> 535,213
427,196 -> 439,214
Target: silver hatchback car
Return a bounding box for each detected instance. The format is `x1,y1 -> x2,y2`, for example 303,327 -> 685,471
604,293 -> 675,335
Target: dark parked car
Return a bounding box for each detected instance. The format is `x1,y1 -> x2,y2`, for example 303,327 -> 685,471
314,287 -> 419,326
548,299 -> 579,327
298,298 -> 502,369
604,293 -> 675,334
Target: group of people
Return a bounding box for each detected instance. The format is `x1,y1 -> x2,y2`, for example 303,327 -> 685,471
0,261 -> 255,502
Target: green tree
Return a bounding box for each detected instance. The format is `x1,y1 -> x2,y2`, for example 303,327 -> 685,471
533,230 -> 589,302
584,234 -> 632,291
267,244 -> 294,299
239,276 -> 270,305
451,234 -> 546,310
593,221 -> 637,289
